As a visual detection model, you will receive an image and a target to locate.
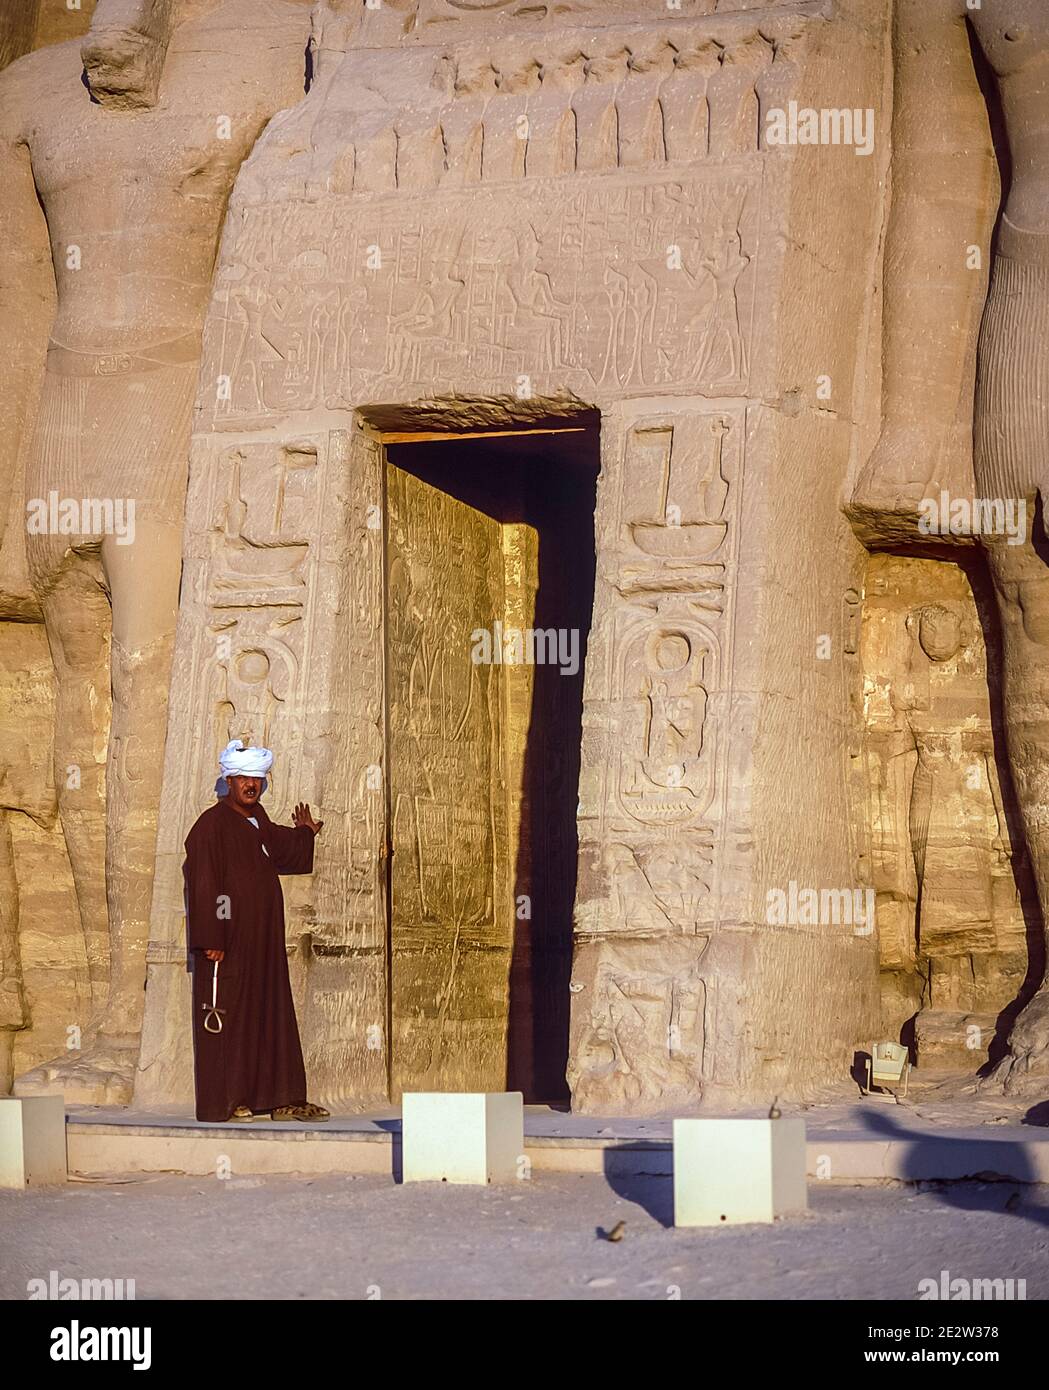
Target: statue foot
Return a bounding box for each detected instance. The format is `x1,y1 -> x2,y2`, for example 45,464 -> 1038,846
13,1039 -> 137,1105
847,425 -> 967,546
981,989 -> 1049,1096
846,487 -> 940,549
850,479 -> 934,515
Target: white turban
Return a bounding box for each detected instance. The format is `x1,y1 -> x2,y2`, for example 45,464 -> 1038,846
215,739 -> 273,796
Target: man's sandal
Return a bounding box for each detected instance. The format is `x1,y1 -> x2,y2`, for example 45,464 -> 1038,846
271,1102 -> 330,1122
229,1105 -> 254,1122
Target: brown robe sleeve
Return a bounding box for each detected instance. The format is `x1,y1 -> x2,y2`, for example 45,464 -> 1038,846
183,818 -> 230,954
266,821 -> 316,876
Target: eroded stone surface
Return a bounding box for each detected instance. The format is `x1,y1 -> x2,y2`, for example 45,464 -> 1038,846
861,555 -> 1038,1073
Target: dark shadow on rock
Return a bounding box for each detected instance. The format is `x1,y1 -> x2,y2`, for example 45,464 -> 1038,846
898,1016 -> 918,1066
964,546 -> 1047,1074
857,1105 -> 1049,1228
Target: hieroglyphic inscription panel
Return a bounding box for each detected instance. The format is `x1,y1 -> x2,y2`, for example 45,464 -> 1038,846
138,427 -> 389,1109
569,404 -> 747,1109
411,0 -> 802,27
207,172 -> 761,424
334,1 -> 817,53
582,406 -> 745,921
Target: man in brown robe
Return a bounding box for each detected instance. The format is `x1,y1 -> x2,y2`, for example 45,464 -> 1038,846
184,739 -> 328,1123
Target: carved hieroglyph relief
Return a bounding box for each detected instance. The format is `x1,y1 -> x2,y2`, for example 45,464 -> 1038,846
2,0 -> 316,1104
201,4 -> 816,428
385,462 -> 520,1098
20,0 -> 1040,1118
569,404 -> 745,1108
570,935 -> 710,1113
209,173 -> 761,422
138,0 -> 894,1113
861,554 -> 1037,1073
137,428 -> 388,1110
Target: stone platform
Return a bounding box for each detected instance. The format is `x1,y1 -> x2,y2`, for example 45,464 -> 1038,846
62,1090 -> 1049,1185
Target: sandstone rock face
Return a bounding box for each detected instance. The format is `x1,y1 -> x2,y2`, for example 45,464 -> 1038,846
0,1 -> 96,71
2,0 -> 1047,1113
854,0 -> 1049,1094
861,554 -> 1039,1073
0,622 -> 88,1093
138,0 -> 887,1113
0,0 -> 100,1095
1,0 -> 315,1103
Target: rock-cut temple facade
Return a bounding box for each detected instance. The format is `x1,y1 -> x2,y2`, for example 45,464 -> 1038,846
2,0 -> 1049,1114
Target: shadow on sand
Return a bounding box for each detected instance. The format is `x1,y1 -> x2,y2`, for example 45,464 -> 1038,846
597,1106 -> 1049,1231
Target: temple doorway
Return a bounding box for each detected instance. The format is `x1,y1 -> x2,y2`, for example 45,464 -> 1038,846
381,424 -> 599,1104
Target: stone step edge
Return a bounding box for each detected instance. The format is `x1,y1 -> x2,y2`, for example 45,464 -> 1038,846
63,1123 -> 1049,1183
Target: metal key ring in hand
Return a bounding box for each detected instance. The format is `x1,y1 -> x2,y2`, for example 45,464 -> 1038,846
202,957 -> 225,1034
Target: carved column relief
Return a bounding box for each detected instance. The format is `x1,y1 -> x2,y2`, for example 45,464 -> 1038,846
201,6 -> 809,428
137,427 -> 388,1109
569,405 -> 746,1110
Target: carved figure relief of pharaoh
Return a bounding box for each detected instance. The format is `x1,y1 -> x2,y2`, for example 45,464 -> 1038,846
855,0 -> 1049,1089
0,0 -> 312,1102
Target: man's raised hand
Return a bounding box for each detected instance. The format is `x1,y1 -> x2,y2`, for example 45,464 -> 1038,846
293,802 -> 324,835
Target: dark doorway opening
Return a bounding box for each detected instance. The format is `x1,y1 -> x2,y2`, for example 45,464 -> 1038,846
383,425 -> 599,1105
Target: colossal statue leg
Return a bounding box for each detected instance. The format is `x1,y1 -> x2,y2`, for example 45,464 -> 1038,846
34,550 -> 113,1014
852,1 -> 1049,1083
981,526 -> 1049,1083
16,522 -> 182,1100
16,362 -> 193,1103
976,222 -> 1049,1088
2,0 -> 314,1101
98,519 -> 182,1044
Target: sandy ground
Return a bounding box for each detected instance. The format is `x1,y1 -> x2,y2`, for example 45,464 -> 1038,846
3,1171 -> 1049,1301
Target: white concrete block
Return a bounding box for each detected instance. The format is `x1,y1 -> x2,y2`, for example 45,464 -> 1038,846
673,1118 -> 807,1226
402,1092 -> 524,1185
0,1095 -> 67,1189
